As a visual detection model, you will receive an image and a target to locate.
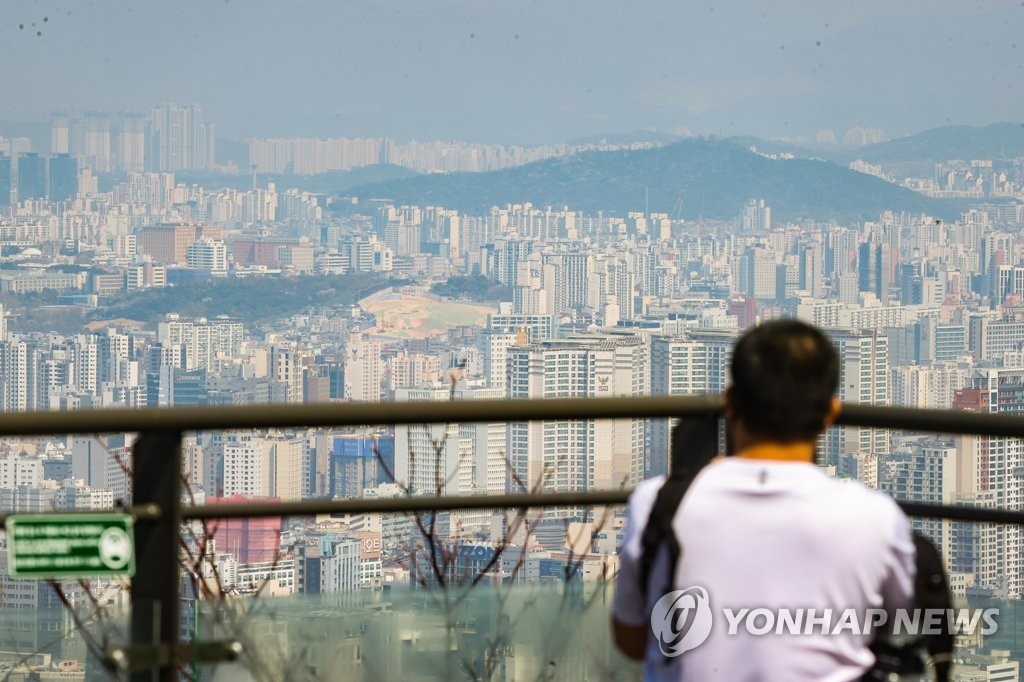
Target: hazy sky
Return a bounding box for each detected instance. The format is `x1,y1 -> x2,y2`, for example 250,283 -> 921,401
1,0 -> 1022,144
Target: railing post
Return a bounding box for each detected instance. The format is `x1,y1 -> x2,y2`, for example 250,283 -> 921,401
130,431 -> 182,682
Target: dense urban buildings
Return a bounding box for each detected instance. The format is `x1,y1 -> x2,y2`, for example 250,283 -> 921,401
1,103 -> 1024,676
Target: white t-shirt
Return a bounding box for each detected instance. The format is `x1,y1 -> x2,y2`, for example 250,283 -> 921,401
613,457 -> 916,682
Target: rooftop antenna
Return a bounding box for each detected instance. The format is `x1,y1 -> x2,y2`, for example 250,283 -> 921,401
645,185 -> 649,219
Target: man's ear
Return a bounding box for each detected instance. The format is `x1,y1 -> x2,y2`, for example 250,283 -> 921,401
822,396 -> 842,429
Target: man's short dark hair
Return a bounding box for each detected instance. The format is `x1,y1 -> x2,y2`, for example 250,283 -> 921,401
729,319 -> 840,442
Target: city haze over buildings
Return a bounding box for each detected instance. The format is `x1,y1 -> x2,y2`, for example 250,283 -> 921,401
3,2 -> 1024,678
0,1 -> 1021,144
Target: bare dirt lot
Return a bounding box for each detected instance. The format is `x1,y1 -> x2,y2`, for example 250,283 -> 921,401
359,292 -> 496,339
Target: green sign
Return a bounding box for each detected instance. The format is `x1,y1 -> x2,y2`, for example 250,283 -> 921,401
5,514 -> 135,579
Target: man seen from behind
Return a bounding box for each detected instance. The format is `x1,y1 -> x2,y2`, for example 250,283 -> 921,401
612,319 -> 916,681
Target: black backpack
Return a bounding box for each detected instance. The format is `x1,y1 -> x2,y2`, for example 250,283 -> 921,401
861,533 -> 954,682
639,417 -> 954,681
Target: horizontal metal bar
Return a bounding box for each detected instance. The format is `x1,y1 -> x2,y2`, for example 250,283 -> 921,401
839,403 -> 1024,439
179,490 -> 1024,528
0,396 -> 1022,529
0,395 -> 1020,439
105,641 -> 243,673
182,490 -> 633,520
0,395 -> 723,437
0,492 -> 1020,535
897,502 -> 1024,525
0,503 -> 162,527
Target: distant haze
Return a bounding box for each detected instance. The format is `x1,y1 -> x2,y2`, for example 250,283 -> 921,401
1,0 -> 1021,144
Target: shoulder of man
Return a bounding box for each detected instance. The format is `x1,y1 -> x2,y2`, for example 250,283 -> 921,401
627,475 -> 667,514
823,476 -> 913,535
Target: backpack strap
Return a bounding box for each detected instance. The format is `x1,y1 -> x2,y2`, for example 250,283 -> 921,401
911,533 -> 953,682
639,416 -> 719,602
640,472 -> 695,601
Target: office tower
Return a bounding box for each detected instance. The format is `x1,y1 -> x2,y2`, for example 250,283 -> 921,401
146,367 -> 207,407
206,496 -> 282,563
0,153 -> 10,207
48,153 -> 78,202
137,224 -> 224,264
798,242 -> 824,298
17,152 -> 46,201
821,329 -> 889,477
507,334 -> 648,496
149,103 -> 214,171
186,238 -> 228,273
858,242 -> 893,302
649,329 -> 736,477
118,113 -> 146,171
330,435 -> 386,498
899,262 -> 923,305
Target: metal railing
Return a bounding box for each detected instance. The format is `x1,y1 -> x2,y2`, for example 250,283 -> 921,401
3,395 -> 1024,679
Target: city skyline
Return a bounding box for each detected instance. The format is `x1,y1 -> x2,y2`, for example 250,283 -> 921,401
0,1 -> 1022,144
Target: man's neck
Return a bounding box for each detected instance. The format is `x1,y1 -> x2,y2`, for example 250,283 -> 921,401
734,441 -> 816,464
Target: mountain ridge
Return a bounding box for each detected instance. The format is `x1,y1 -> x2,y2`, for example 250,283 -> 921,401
347,137 -> 957,223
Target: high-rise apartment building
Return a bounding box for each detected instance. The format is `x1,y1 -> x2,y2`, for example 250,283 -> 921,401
149,103 -> 214,172
222,434 -> 304,501
507,334 -> 648,497
344,337 -> 384,403
948,369 -> 1024,597
73,113 -> 112,173
740,198 -> 771,232
394,385 -> 507,498
156,314 -> 244,372
649,328 -> 736,477
821,329 -> 889,476
480,304 -> 555,391
118,114 -> 146,172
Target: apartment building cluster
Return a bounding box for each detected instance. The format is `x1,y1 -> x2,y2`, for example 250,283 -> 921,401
2,133 -> 1024,669
248,136 -> 657,175
0,105 -> 215,210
